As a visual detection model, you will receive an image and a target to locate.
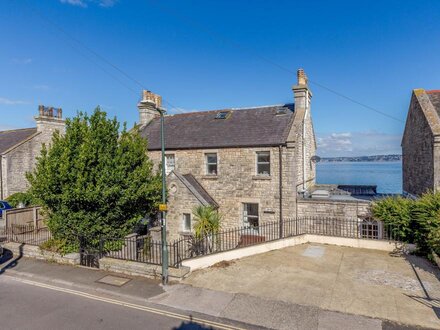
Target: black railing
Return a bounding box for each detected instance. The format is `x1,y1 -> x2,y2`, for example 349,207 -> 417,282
101,217 -> 400,267
2,223 -> 52,246
1,217 -> 400,268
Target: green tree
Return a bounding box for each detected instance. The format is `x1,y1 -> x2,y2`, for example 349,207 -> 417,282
27,108 -> 161,251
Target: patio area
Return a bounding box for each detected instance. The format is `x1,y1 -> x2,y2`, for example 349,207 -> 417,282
184,243 -> 440,329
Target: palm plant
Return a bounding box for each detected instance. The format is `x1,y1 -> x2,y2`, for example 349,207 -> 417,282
192,205 -> 221,253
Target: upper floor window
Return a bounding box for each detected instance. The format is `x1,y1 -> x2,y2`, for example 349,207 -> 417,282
205,153 -> 218,175
256,151 -> 270,175
165,154 -> 175,175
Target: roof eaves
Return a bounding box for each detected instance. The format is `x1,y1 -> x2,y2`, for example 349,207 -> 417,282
1,131 -> 41,156
414,89 -> 440,136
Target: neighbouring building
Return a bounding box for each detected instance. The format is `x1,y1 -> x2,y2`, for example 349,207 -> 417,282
0,106 -> 65,199
402,89 -> 440,196
138,69 -> 317,239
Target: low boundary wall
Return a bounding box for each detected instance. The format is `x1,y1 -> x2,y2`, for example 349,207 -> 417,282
3,242 -> 80,265
182,234 -> 414,271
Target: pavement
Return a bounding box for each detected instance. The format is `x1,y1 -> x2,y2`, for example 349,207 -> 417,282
1,245 -> 439,329
184,243 -> 440,329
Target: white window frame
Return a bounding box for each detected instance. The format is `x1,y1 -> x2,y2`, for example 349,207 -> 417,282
243,203 -> 259,230
182,213 -> 191,232
205,153 -> 218,175
256,151 -> 270,176
165,154 -> 175,175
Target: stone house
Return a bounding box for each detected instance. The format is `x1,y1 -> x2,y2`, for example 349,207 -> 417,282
0,106 -> 65,199
138,69 -> 317,240
402,89 -> 440,196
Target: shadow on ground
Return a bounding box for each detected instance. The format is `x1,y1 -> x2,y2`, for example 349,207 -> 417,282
172,316 -> 214,330
0,244 -> 23,275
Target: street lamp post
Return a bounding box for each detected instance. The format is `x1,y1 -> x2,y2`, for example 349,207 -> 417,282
159,107 -> 168,285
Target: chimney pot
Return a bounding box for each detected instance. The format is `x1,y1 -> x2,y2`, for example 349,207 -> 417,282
141,90 -> 162,108
297,68 -> 308,86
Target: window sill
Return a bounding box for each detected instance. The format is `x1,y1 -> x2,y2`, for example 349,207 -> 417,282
202,175 -> 218,180
179,231 -> 193,237
252,175 -> 271,180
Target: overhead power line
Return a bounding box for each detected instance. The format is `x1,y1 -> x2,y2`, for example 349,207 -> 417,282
22,1 -> 182,114
146,0 -> 404,123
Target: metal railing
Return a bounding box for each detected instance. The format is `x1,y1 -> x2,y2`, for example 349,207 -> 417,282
101,217 -> 400,267
2,223 -> 52,245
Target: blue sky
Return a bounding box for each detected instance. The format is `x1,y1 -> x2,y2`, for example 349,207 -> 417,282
1,0 -> 439,157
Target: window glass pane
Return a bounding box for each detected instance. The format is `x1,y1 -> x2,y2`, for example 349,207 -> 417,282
207,164 -> 217,175
257,163 -> 270,175
183,214 -> 191,231
257,152 -> 270,175
244,203 -> 259,229
206,153 -> 218,175
257,152 -> 270,163
206,154 -> 217,164
165,155 -> 175,175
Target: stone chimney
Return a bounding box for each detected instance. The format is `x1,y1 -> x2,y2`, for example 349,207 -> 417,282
35,105 -> 65,135
137,90 -> 162,126
292,68 -> 312,110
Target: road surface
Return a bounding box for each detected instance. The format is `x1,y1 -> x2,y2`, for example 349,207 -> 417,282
0,275 -> 250,330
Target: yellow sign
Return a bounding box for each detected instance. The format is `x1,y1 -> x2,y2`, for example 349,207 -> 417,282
159,204 -> 168,212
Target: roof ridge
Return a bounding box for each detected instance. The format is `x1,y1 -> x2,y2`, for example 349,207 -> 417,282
426,90 -> 440,94
0,127 -> 36,134
165,103 -> 294,117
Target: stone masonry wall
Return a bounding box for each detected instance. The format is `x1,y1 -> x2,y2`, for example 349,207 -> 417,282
2,118 -> 65,198
149,146 -> 298,238
295,108 -> 316,192
296,198 -> 371,218
166,172 -> 206,240
402,95 -> 434,196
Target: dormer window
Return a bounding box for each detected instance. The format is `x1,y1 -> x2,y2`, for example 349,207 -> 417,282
276,108 -> 287,115
215,111 -> 230,119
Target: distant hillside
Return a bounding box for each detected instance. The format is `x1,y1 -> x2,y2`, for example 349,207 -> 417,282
320,154 -> 402,162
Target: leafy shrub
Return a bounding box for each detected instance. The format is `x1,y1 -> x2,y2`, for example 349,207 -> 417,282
6,191 -> 37,208
372,192 -> 440,257
411,192 -> 440,255
40,238 -> 77,255
371,196 -> 413,242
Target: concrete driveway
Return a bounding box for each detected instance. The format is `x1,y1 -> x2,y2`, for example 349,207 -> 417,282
184,243 -> 440,329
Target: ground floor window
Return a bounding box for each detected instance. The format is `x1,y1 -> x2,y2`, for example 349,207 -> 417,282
360,219 -> 381,239
183,213 -> 191,232
243,203 -> 259,229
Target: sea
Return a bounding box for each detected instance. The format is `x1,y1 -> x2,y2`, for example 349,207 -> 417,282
316,161 -> 402,194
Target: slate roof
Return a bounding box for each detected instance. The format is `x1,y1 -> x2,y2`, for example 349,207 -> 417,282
140,104 -> 295,150
172,172 -> 218,208
427,90 -> 440,116
0,128 -> 37,154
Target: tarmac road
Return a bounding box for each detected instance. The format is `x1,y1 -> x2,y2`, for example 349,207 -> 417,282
0,275 -> 252,330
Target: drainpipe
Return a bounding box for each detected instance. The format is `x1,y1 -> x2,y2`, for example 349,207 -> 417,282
302,90 -> 309,192
279,145 -> 283,238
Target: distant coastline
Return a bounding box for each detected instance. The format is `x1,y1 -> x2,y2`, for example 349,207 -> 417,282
320,154 -> 402,163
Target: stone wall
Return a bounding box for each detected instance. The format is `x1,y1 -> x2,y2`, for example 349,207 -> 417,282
1,116 -> 65,198
296,198 -> 371,219
166,172 -> 208,240
149,145 -> 298,238
402,93 -> 435,196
